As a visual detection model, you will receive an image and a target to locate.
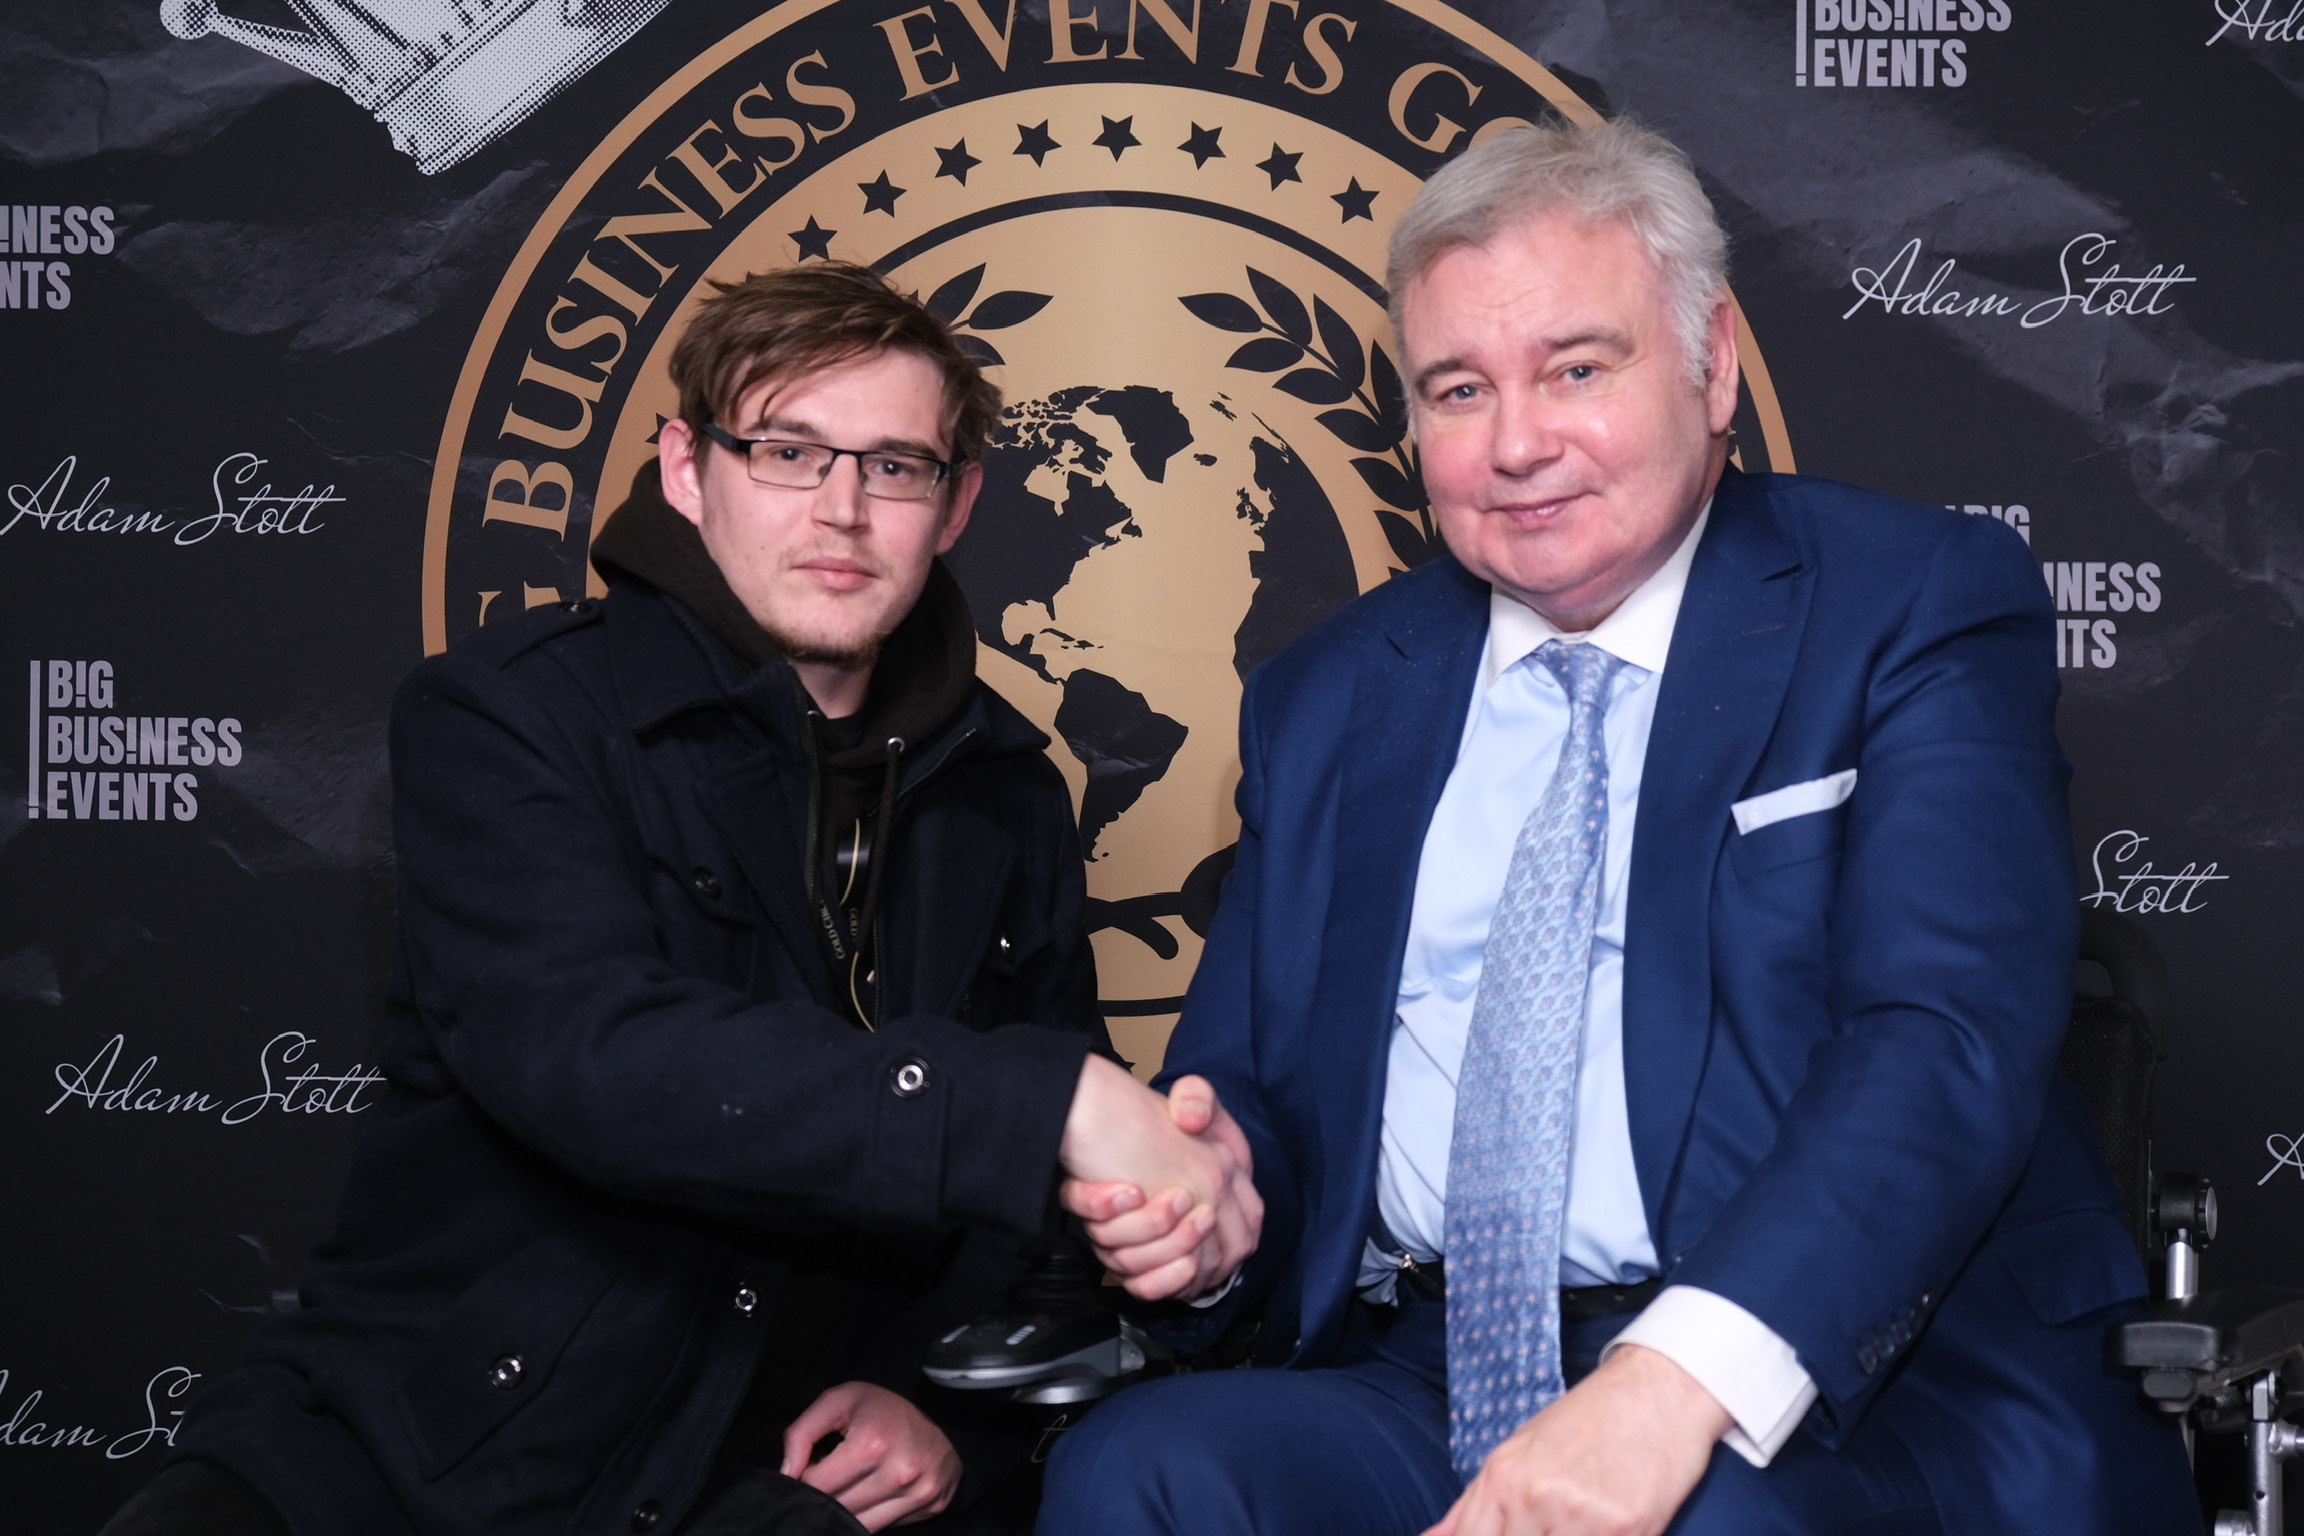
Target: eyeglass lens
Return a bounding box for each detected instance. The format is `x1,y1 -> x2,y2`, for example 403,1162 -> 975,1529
748,442 -> 943,500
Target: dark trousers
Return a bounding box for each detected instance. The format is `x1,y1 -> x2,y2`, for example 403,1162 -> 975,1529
95,1461 -> 870,1536
96,1455 -> 1076,1535
1035,1295 -> 1943,1536
96,1462 -> 289,1536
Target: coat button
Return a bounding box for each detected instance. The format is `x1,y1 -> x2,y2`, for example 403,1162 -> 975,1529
890,1058 -> 931,1097
487,1354 -> 524,1389
997,934 -> 1013,956
691,867 -> 721,900
733,1284 -> 759,1317
630,1501 -> 661,1532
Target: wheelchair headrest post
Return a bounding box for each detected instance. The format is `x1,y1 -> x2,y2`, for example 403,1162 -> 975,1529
2155,1174 -> 2218,1302
2169,1236 -> 2201,1304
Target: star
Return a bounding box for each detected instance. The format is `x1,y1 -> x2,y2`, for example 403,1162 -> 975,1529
1179,123 -> 1224,168
934,140 -> 980,185
1093,116 -> 1140,160
1332,177 -> 1378,222
858,171 -> 906,215
1014,121 -> 1060,166
789,216 -> 836,260
1256,143 -> 1303,190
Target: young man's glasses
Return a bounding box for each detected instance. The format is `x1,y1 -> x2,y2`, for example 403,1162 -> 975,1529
700,423 -> 955,502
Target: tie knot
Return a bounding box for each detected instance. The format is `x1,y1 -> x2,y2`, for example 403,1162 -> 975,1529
1532,640 -> 1623,712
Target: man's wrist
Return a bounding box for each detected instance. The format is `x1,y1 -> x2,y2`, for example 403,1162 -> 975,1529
1604,1285 -> 1818,1466
1058,1053 -> 1118,1167
1600,1342 -> 1733,1442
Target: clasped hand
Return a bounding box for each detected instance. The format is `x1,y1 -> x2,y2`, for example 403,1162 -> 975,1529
1057,1055 -> 1262,1300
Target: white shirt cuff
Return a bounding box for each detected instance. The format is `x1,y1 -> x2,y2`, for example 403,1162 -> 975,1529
1602,1285 -> 1818,1467
1186,1268 -> 1242,1308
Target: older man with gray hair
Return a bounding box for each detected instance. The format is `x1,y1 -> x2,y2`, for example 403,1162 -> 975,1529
1039,119 -> 2195,1535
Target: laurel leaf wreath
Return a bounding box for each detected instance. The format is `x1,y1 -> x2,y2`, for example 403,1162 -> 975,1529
923,264 -> 1053,367
1179,268 -> 1437,572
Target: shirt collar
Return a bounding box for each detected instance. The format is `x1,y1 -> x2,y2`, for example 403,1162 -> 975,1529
1483,500 -> 1712,689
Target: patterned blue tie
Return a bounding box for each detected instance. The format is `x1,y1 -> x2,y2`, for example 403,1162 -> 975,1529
1443,639 -> 1625,1482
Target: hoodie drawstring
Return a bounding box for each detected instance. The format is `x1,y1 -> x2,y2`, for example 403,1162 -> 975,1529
847,737 -> 905,1028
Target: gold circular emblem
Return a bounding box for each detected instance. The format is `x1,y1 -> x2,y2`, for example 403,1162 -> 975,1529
426,0 -> 1794,1066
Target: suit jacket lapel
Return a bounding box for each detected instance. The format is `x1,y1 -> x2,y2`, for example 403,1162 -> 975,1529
1304,559 -> 1487,1311
1624,470 -> 1811,1257
1330,560 -> 1490,1043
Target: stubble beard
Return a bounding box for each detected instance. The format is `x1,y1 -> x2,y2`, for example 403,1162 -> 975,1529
757,595 -> 893,673
750,553 -> 930,676
770,626 -> 885,672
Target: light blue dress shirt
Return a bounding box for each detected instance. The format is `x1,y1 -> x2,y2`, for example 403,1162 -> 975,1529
1370,632 -> 1660,1285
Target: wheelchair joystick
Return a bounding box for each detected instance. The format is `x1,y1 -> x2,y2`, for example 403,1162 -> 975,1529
923,1233 -> 1146,1404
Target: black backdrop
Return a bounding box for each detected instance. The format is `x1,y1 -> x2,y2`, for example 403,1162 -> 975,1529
4,0 -> 2301,1526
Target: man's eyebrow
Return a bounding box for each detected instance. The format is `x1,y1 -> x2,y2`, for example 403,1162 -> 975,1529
740,413 -> 824,441
1412,357 -> 1470,395
1541,326 -> 1635,356
744,415 -> 944,457
869,436 -> 948,459
1410,328 -> 1637,395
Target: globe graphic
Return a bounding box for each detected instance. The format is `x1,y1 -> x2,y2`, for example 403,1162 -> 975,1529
944,377 -> 1364,1020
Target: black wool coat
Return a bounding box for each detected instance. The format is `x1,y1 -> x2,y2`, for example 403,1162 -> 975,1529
177,580 -> 1105,1536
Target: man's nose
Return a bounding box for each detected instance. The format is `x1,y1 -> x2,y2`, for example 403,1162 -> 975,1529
1490,387 -> 1565,478
815,454 -> 872,527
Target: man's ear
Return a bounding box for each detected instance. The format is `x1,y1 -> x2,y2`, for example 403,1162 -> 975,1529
933,461 -> 981,554
1702,295 -> 1742,438
658,419 -> 709,528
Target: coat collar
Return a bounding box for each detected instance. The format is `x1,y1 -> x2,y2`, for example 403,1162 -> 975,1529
1378,552 -> 1494,664
603,580 -> 789,738
1622,466 -> 1810,1254
591,580 -> 1048,998
599,580 -> 1048,769
1355,558 -> 1491,929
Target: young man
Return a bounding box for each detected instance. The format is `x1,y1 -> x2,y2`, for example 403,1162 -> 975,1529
105,263 -> 1256,1536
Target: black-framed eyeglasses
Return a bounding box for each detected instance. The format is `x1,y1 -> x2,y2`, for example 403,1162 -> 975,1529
700,423 -> 955,502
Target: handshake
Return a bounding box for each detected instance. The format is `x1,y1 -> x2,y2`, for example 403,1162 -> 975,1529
1057,1055 -> 1264,1302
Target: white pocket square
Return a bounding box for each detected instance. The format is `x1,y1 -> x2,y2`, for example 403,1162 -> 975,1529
1732,769 -> 1858,836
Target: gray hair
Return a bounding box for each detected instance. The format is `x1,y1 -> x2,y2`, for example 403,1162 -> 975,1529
1386,119 -> 1730,390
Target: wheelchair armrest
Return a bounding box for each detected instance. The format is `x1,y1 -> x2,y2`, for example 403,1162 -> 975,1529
2112,1287 -> 2304,1412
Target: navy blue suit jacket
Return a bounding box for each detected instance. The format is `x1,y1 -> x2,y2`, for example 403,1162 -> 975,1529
1158,468 -> 2186,1527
